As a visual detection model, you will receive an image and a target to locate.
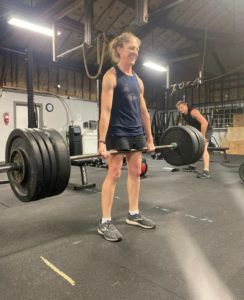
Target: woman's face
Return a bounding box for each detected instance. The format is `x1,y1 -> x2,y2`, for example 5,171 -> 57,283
118,38 -> 139,66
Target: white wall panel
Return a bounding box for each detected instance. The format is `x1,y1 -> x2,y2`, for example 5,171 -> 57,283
0,89 -> 98,161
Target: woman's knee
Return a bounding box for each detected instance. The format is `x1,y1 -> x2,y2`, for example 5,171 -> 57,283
106,155 -> 123,182
128,166 -> 141,177
108,168 -> 122,182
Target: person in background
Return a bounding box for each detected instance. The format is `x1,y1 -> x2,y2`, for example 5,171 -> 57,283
176,100 -> 212,179
97,32 -> 156,242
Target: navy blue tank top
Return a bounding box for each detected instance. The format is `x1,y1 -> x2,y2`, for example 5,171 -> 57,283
182,107 -> 211,131
107,65 -> 144,137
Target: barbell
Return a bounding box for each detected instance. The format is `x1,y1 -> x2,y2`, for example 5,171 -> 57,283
0,125 -> 205,202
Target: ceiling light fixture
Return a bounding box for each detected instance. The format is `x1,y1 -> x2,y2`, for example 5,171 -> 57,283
8,17 -> 59,37
143,61 -> 167,72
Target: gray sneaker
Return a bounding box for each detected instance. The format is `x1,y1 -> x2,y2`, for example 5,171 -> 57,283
98,220 -> 123,242
196,170 -> 211,179
126,212 -> 156,229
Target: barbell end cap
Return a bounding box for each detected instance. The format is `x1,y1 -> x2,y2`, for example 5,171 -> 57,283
171,142 -> 177,149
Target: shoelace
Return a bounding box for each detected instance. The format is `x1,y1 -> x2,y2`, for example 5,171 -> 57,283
104,221 -> 112,228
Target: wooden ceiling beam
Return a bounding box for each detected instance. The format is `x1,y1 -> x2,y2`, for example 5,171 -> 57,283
40,0 -> 83,21
54,0 -> 83,21
161,22 -> 231,41
39,0 -> 69,17
57,17 -> 84,34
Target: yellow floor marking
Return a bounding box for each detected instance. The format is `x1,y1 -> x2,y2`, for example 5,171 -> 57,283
40,256 -> 75,286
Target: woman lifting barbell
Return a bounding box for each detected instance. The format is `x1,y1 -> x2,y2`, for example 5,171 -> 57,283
98,32 -> 156,242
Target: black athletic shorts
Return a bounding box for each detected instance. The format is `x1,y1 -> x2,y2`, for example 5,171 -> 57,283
106,135 -> 146,151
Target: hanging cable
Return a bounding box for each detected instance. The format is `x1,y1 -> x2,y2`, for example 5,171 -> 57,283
200,23 -> 208,84
82,32 -> 107,80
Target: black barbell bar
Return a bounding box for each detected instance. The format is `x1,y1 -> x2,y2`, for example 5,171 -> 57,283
0,144 -> 177,172
69,143 -> 178,161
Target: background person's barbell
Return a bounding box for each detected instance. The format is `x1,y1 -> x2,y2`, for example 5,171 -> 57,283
0,125 -> 205,202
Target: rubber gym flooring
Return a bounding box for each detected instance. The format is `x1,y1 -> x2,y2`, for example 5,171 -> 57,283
0,153 -> 244,300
